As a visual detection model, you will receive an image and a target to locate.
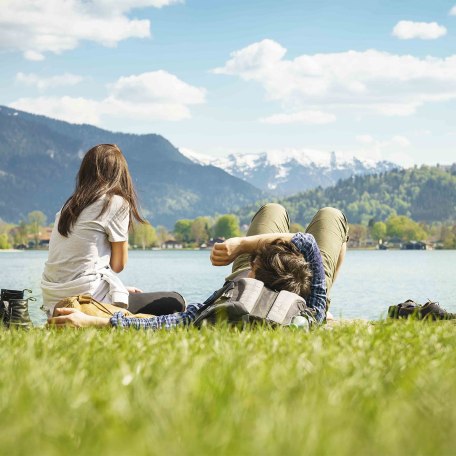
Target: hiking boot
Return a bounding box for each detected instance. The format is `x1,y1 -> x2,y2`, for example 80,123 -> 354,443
8,298 -> 34,328
1,289 -> 32,327
388,299 -> 419,319
1,288 -> 31,301
388,299 -> 456,320
419,300 -> 456,320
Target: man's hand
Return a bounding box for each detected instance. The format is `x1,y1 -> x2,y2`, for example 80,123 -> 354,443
48,308 -> 109,328
126,286 -> 143,294
210,237 -> 243,266
210,233 -> 294,266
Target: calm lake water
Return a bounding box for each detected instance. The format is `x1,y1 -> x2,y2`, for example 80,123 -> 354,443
1,249 -> 455,325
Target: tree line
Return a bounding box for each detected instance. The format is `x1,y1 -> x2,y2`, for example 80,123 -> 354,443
129,214 -> 242,249
1,210 -> 455,250
349,215 -> 456,249
0,211 -> 245,250
0,211 -> 49,249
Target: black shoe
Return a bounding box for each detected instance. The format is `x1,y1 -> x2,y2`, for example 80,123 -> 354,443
1,288 -> 31,301
0,289 -> 33,328
388,299 -> 456,320
419,300 -> 456,320
8,298 -> 34,328
388,299 -> 419,319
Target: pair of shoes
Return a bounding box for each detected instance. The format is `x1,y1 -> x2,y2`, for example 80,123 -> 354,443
1,289 -> 34,328
388,299 -> 456,320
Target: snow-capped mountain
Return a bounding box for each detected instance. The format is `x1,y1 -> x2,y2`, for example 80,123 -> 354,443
181,148 -> 400,195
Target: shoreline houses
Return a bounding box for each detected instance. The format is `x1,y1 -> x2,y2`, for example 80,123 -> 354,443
161,240 -> 183,249
7,226 -> 52,249
161,237 -> 226,250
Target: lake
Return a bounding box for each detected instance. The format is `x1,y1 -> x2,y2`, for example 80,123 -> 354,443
1,249 -> 455,325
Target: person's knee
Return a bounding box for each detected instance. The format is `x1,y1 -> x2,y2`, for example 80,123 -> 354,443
260,202 -> 287,215
317,206 -> 343,218
253,203 -> 288,223
314,207 -> 349,240
317,207 -> 348,227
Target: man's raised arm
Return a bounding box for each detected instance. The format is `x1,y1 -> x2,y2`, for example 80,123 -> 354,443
210,233 -> 294,266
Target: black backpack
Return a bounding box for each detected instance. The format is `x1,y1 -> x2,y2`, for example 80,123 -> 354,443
193,278 -> 313,328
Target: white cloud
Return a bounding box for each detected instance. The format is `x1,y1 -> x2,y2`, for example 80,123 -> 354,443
108,71 -> 205,104
0,0 -> 181,60
104,71 -> 205,121
10,96 -> 101,125
213,39 -> 456,117
214,39 -> 287,78
16,72 -> 84,91
374,102 -> 420,117
102,97 -> 194,121
449,5 -> 456,15
260,110 -> 336,125
392,20 -> 447,40
391,135 -> 411,147
23,51 -> 45,61
356,134 -> 375,144
9,70 -> 205,125
354,134 -> 413,166
356,134 -> 411,148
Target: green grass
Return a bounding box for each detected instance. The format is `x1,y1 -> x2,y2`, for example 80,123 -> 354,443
1,321 -> 456,456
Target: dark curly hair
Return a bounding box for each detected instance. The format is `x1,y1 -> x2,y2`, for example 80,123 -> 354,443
250,239 -> 313,298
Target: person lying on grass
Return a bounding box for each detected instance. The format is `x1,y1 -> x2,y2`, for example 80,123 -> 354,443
42,143 -> 185,320
49,204 -> 349,329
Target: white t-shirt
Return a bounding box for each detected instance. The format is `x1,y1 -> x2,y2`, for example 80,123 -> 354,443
41,195 -> 130,315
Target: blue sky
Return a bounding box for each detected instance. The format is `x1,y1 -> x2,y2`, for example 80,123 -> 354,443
1,0 -> 456,165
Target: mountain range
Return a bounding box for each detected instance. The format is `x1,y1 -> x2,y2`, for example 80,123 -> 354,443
0,105 -> 411,227
183,149 -> 399,195
0,106 -> 262,226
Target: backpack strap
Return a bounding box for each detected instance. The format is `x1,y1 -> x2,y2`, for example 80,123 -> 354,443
198,281 -> 235,312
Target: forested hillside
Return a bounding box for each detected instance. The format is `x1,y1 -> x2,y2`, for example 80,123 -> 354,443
0,106 -> 263,226
238,165 -> 456,225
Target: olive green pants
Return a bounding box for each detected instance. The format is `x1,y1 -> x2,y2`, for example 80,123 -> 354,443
227,203 -> 349,307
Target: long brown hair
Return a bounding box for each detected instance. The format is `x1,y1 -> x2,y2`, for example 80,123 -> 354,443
58,144 -> 146,236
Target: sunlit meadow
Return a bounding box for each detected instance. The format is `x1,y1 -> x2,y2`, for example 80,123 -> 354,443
1,321 -> 455,455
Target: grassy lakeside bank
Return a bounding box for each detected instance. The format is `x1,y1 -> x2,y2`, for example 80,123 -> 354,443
1,322 -> 455,455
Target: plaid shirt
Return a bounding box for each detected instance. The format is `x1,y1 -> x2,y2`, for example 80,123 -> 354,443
110,302 -> 205,330
110,232 -> 327,329
290,232 -> 327,323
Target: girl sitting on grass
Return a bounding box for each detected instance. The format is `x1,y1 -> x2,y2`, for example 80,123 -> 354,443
42,143 -> 184,318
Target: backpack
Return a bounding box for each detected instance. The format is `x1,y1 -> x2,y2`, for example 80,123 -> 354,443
193,278 -> 313,328
53,295 -> 152,319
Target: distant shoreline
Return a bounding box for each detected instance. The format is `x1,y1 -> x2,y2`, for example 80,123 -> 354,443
1,247 -> 454,253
